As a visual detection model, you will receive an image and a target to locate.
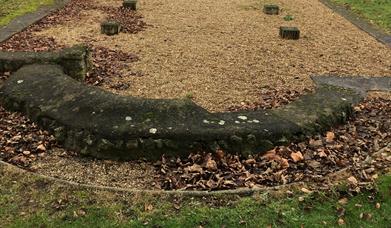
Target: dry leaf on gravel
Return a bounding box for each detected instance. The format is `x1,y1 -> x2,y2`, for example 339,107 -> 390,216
290,151 -> 304,162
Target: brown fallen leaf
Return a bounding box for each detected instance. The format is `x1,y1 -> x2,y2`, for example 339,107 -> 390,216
144,204 -> 154,212
338,198 -> 348,205
205,155 -> 218,171
347,176 -> 358,186
301,187 -> 312,194
262,149 -> 277,160
290,151 -> 304,162
36,144 -> 46,152
360,212 -> 372,220
185,164 -> 203,173
215,149 -> 225,161
337,218 -> 345,225
326,131 -> 335,143
279,158 -> 289,169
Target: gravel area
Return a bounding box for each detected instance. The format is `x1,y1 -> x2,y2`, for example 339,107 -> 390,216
27,0 -> 391,111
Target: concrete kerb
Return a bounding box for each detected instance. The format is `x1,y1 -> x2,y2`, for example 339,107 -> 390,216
318,0 -> 391,47
0,0 -> 71,43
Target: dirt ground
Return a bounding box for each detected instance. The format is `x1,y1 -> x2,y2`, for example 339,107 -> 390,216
31,0 -> 391,112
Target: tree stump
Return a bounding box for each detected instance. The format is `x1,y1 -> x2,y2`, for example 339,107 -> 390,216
123,0 -> 137,10
279,27 -> 300,40
263,5 -> 279,15
101,21 -> 121,36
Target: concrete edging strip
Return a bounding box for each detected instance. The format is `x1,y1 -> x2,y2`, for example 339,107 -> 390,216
0,0 -> 70,43
318,0 -> 391,47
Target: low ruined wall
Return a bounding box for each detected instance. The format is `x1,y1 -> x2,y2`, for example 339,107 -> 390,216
0,45 -> 91,81
0,64 -> 362,160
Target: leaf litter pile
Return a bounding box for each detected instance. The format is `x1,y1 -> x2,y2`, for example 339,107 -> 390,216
157,97 -> 391,191
0,0 -> 145,86
1,69 -> 390,191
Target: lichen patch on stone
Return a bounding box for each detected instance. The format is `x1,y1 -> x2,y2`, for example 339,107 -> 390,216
149,128 -> 157,134
238,115 -> 247,120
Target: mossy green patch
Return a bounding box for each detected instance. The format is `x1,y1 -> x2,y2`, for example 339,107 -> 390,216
333,0 -> 391,33
0,0 -> 54,27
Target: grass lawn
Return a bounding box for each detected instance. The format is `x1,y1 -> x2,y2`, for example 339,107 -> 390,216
1,163 -> 390,227
0,0 -> 54,27
333,0 -> 391,33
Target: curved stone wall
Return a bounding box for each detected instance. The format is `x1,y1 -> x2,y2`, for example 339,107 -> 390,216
0,63 -> 362,160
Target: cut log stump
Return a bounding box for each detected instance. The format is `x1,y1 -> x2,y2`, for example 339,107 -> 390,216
279,27 -> 300,40
101,21 -> 121,36
123,0 -> 137,10
263,5 -> 279,15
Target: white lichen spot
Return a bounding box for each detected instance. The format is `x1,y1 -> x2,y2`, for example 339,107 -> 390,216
168,127 -> 173,130
130,124 -> 135,127
218,120 -> 225,125
238,115 -> 247,120
341,98 -> 347,101
253,119 -> 260,123
149,128 -> 157,134
203,119 -> 210,124
91,111 -> 96,115
17,80 -> 24,84
125,116 -> 132,121
235,120 -> 240,124
113,125 -> 119,129
263,129 -> 269,132
247,120 -> 253,123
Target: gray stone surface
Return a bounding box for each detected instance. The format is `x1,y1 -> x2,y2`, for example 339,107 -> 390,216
312,75 -> 391,95
0,45 -> 91,81
0,64 -> 362,160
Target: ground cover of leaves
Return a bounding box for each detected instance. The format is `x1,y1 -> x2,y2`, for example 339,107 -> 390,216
1,69 -> 390,191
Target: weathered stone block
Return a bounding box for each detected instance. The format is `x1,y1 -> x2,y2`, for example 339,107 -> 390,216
101,21 -> 121,36
123,0 -> 137,10
263,5 -> 279,15
279,26 -> 300,40
0,45 -> 91,81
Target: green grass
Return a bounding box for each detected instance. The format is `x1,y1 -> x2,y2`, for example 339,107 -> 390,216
0,0 -> 54,27
0,163 -> 390,227
333,0 -> 391,33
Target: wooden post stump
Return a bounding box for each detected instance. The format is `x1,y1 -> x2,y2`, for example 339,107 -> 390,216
279,27 -> 300,40
123,0 -> 137,10
101,21 -> 121,36
263,5 -> 279,15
